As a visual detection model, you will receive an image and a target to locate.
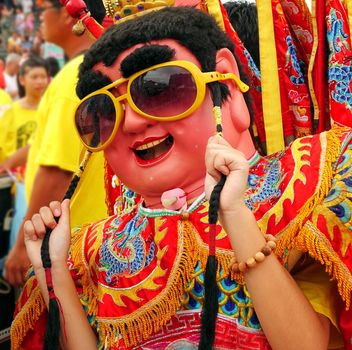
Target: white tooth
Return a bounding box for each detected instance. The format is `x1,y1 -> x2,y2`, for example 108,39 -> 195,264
135,136 -> 169,151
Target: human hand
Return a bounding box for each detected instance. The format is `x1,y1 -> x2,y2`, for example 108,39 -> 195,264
204,135 -> 249,214
4,242 -> 30,287
23,199 -> 71,271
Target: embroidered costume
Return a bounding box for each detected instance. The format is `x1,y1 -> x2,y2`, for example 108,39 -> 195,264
9,0 -> 352,348
12,126 -> 352,349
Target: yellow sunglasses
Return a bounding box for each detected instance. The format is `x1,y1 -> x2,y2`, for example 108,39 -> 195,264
75,60 -> 249,151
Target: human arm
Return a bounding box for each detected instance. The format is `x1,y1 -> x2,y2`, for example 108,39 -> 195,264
5,165 -> 72,287
204,135 -> 330,350
23,199 -> 98,350
0,144 -> 30,174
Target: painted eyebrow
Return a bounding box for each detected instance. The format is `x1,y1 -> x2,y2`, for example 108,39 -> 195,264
120,45 -> 176,78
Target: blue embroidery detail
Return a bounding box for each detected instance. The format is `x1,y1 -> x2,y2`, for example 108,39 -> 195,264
327,9 -> 349,53
327,9 -> 352,111
245,159 -> 282,211
286,36 -> 305,85
99,213 -> 154,284
244,48 -> 261,80
326,141 -> 352,226
329,66 -> 352,110
185,269 -> 261,330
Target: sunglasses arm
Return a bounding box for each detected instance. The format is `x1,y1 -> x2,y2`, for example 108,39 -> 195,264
203,72 -> 249,93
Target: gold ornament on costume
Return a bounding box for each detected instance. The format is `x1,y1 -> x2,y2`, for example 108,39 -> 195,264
103,0 -> 175,23
72,19 -> 86,35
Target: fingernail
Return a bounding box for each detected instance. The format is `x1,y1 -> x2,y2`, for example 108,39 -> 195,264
54,209 -> 60,217
31,235 -> 37,241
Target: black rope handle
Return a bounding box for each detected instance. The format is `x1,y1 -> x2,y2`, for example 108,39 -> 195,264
41,223 -> 61,350
40,151 -> 91,350
198,174 -> 226,350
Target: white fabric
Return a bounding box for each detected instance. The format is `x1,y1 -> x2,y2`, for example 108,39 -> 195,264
4,73 -> 18,98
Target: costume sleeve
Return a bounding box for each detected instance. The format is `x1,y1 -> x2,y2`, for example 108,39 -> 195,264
292,131 -> 352,349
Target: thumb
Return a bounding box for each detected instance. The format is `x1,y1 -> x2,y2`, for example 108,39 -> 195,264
58,199 -> 71,228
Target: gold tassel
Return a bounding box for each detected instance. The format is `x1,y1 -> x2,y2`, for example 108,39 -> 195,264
212,106 -> 223,136
72,20 -> 86,36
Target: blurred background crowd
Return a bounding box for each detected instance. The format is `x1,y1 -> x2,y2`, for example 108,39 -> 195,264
0,0 -> 64,98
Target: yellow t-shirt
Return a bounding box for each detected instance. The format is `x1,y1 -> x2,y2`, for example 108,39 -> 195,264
25,55 -> 108,227
293,257 -> 344,349
0,101 -> 38,158
0,89 -> 12,107
0,89 -> 12,161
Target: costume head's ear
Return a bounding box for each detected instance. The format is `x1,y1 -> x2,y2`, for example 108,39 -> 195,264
215,48 -> 251,132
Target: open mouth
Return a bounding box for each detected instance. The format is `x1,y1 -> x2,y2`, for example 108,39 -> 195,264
133,135 -> 174,162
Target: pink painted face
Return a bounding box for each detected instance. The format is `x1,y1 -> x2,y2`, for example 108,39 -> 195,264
95,39 -> 253,207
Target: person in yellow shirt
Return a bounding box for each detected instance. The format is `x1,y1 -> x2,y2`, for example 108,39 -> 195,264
0,89 -> 12,162
4,0 -> 108,287
0,57 -> 49,272
24,55 -> 107,227
0,56 -> 49,163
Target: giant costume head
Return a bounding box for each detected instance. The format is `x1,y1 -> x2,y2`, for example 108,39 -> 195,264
74,7 -> 254,207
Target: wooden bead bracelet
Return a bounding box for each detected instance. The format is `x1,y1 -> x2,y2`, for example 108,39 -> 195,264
229,234 -> 277,273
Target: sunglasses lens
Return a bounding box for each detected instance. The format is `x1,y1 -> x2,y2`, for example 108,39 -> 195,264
75,94 -> 116,148
130,66 -> 197,117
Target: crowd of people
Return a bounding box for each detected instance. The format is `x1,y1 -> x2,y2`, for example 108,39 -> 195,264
0,0 -> 351,349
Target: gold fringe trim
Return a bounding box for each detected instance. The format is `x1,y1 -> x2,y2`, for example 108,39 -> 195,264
276,128 -> 343,258
71,224 -> 98,318
294,222 -> 352,309
71,219 -> 235,348
275,128 -> 352,308
10,285 -> 46,350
